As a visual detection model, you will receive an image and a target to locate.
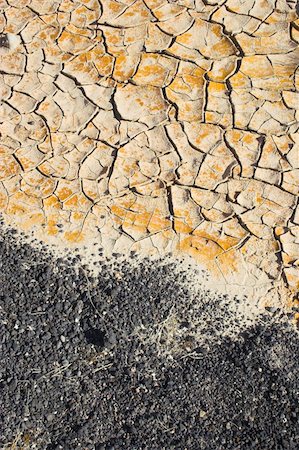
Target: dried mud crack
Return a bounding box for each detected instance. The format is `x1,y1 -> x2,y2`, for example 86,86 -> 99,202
0,1 -> 299,448
0,0 -> 298,295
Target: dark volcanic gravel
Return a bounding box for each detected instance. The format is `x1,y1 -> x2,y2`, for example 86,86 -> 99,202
0,226 -> 299,450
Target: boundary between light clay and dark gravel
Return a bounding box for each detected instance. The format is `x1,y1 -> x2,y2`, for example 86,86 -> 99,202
0,223 -> 299,450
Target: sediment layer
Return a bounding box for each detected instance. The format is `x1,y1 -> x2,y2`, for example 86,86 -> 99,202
0,0 -> 298,293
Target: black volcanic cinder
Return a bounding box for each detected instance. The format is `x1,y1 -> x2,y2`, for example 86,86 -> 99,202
0,226 -> 298,450
0,33 -> 9,48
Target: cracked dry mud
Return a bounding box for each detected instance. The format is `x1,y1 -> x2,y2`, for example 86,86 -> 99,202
0,0 -> 298,297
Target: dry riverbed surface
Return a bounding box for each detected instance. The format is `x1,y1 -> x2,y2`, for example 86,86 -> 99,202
0,0 -> 299,448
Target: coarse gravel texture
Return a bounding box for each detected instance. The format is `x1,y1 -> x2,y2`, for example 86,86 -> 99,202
0,225 -> 299,450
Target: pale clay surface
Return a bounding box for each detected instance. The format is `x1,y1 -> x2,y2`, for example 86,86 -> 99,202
0,0 -> 298,303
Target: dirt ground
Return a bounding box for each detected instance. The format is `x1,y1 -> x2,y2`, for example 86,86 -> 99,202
0,1 -> 299,448
0,0 -> 298,292
1,226 -> 299,449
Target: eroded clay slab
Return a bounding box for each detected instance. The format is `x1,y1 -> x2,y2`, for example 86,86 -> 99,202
0,0 -> 298,300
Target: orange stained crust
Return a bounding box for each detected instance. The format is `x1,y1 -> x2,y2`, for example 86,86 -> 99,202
0,0 -> 298,304
178,233 -> 241,275
64,230 -> 85,243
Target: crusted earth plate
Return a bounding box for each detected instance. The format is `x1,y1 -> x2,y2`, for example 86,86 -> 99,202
0,0 -> 298,297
